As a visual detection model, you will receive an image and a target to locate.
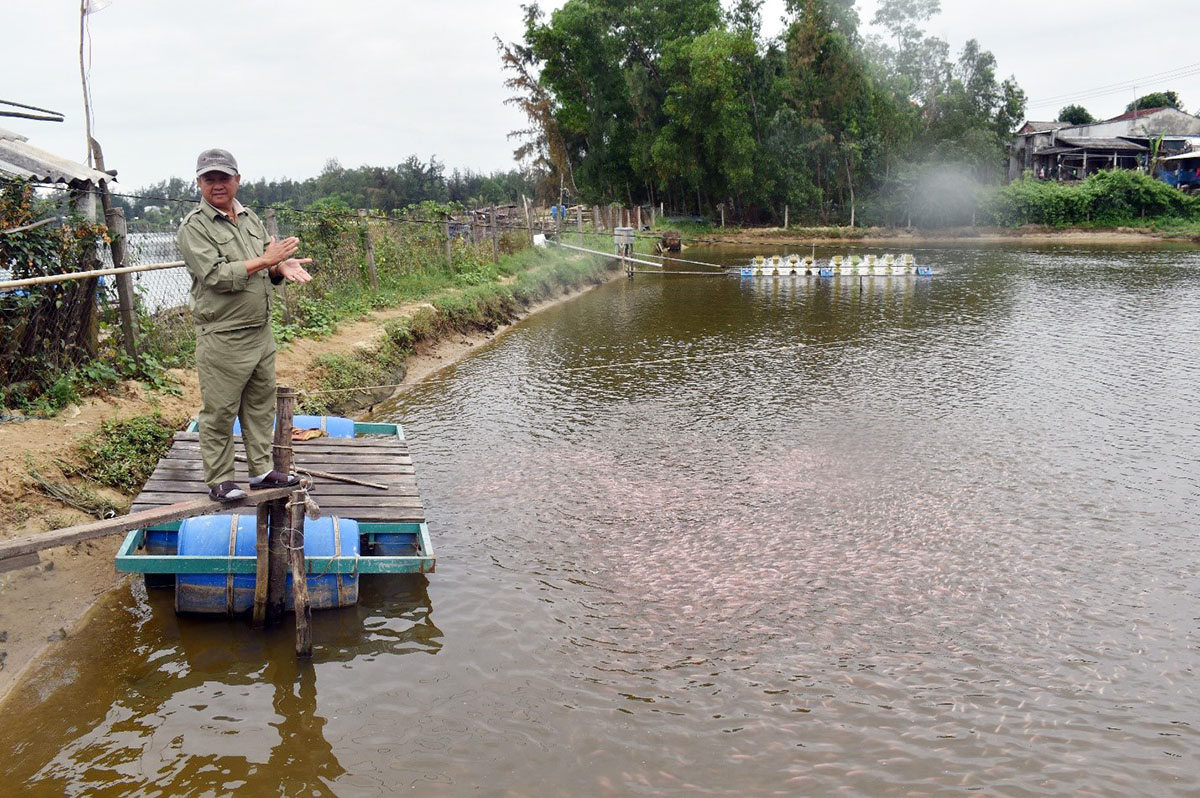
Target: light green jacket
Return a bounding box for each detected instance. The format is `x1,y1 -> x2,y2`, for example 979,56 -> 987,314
177,198 -> 273,335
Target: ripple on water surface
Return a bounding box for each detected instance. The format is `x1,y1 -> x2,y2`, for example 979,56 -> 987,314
2,245 -> 1199,795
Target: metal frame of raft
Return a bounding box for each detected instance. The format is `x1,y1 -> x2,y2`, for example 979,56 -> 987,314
114,420 -> 435,579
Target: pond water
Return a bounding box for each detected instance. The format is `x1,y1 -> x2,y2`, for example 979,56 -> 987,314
3,243 -> 1199,795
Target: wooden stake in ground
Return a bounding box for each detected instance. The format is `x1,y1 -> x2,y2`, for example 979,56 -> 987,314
267,386 -> 295,626
288,487 -> 312,657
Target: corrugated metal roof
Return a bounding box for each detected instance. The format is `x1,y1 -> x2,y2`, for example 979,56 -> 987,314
1161,150 -> 1200,162
0,125 -> 113,187
1057,136 -> 1148,152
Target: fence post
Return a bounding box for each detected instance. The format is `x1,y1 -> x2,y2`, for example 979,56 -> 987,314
522,195 -> 533,242
491,207 -> 499,263
593,205 -> 601,233
443,213 -> 453,270
784,205 -> 789,229
263,209 -> 293,325
103,206 -> 140,365
636,206 -> 642,231
358,209 -> 378,291
577,204 -> 583,244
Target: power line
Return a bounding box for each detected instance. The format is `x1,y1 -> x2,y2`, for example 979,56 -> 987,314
1026,62 -> 1200,111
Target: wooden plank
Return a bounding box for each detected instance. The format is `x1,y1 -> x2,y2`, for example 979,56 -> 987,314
128,503 -> 426,522
0,485 -> 298,565
0,552 -> 40,573
128,491 -> 426,508
140,480 -> 420,492
173,431 -> 407,449
161,449 -> 411,466
146,460 -> 412,472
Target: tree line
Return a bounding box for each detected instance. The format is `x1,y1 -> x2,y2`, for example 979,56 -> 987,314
115,156 -> 538,225
498,0 -> 1027,226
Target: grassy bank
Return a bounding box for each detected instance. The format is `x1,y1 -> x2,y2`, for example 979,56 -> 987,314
12,237 -> 619,521
300,239 -> 618,414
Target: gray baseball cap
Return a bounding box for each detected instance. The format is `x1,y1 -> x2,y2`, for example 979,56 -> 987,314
195,148 -> 238,177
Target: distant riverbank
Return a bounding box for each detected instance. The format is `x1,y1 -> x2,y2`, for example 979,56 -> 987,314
671,225 -> 1200,248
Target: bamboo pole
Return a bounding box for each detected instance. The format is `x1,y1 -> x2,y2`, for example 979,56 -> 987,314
0,260 -> 183,292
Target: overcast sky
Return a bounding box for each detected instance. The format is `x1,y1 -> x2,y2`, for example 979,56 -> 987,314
4,1 -> 1199,189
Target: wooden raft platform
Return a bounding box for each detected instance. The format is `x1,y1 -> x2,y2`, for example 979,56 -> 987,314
133,431 -> 425,523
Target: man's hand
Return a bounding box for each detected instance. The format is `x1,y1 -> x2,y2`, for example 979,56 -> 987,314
263,236 -> 300,266
276,258 -> 313,283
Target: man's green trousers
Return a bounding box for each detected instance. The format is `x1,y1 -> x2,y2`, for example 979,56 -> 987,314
195,323 -> 276,486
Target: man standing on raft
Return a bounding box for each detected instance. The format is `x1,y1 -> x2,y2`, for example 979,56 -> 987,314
178,148 -> 313,501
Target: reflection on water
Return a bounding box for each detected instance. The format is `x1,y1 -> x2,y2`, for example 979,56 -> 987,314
3,244 -> 1200,795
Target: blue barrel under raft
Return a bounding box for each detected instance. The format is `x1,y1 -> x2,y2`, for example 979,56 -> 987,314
231,414 -> 355,438
176,514 -> 360,614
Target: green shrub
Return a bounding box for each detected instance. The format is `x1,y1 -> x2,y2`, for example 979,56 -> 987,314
79,413 -> 180,493
984,170 -> 1198,227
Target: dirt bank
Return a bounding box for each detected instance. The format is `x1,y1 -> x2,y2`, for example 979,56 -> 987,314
0,271 -> 618,704
692,226 -> 1197,247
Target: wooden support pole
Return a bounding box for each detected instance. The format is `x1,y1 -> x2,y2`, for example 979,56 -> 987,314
289,488 -> 312,657
358,209 -> 379,291
593,206 -> 601,233
103,206 -> 140,366
577,204 -> 583,244
491,207 -> 499,263
264,209 -> 293,325
522,195 -> 533,242
443,216 -> 453,270
784,204 -> 789,229
267,386 -> 295,626
636,206 -> 642,231
252,502 -> 270,629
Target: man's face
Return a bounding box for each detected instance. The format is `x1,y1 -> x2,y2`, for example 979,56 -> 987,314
198,171 -> 240,211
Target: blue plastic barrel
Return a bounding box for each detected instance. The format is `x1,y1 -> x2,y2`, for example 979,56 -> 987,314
231,414 -> 355,438
176,514 -> 360,614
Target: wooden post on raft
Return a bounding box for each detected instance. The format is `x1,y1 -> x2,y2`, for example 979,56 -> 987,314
288,487 -> 312,656
266,386 -> 295,626
252,502 -> 270,628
